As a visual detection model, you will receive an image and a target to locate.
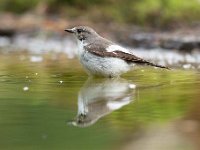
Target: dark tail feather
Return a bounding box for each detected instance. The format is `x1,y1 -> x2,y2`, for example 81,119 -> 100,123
145,61 -> 170,70
135,59 -> 170,70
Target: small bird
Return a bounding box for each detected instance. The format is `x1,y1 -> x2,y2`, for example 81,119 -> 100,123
65,26 -> 169,77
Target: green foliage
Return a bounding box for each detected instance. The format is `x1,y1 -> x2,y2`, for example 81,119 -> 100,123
0,0 -> 40,13
0,0 -> 200,26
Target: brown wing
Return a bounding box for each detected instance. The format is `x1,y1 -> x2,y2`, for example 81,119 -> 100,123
86,47 -> 170,69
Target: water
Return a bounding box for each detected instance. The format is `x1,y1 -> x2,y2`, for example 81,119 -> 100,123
0,36 -> 200,149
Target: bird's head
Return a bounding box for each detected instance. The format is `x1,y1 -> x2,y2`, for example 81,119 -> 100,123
65,26 -> 98,42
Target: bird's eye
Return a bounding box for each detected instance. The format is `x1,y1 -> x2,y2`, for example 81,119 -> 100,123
77,29 -> 82,33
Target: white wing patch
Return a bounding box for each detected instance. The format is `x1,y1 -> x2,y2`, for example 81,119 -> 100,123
106,45 -> 131,54
106,97 -> 131,110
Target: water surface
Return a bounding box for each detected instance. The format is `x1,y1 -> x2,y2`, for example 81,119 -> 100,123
0,51 -> 199,150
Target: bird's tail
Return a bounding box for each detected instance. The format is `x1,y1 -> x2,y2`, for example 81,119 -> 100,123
135,59 -> 170,70
145,61 -> 170,69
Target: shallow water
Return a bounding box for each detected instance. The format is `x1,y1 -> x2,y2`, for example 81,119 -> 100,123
0,51 -> 200,150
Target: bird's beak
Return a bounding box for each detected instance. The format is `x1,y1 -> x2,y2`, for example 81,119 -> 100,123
64,28 -> 74,33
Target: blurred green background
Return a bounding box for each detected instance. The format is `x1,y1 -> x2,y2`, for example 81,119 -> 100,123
0,0 -> 200,27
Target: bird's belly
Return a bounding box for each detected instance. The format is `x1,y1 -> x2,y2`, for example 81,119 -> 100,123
80,52 -> 131,77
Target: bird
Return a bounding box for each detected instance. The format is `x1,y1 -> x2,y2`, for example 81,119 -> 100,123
65,26 -> 169,77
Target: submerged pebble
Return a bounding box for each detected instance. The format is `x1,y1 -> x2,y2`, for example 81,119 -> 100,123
30,56 -> 43,62
23,86 -> 29,91
183,64 -> 192,69
129,84 -> 136,89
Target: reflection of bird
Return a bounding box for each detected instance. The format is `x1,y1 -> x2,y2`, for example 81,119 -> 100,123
65,26 -> 169,77
69,78 -> 136,127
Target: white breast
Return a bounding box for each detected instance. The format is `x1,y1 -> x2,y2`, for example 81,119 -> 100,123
80,52 -> 131,77
77,40 -> 88,56
77,42 -> 131,77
